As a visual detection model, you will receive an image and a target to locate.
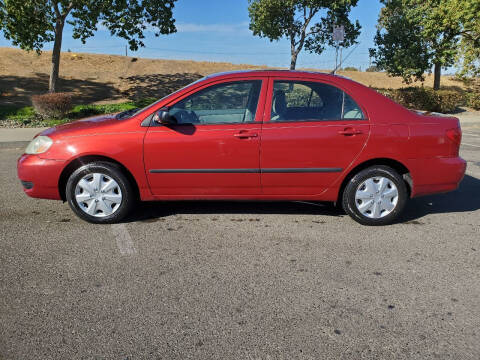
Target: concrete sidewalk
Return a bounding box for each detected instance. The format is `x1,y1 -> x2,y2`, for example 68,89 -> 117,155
0,128 -> 47,143
455,111 -> 480,124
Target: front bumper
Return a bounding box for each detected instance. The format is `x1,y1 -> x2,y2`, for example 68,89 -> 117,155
407,156 -> 467,197
17,154 -> 66,200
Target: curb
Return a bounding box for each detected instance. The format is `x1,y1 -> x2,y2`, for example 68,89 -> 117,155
0,127 -> 48,143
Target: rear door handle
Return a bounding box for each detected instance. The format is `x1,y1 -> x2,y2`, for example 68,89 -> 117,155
338,128 -> 363,136
234,131 -> 258,139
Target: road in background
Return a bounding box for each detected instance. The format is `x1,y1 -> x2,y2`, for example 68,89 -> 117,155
0,123 -> 479,359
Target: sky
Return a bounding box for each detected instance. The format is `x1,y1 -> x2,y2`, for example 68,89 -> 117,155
0,0 -> 384,71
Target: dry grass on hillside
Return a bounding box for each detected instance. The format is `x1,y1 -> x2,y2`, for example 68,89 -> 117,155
0,47 -> 465,107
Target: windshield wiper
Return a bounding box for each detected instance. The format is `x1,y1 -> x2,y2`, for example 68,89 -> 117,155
116,108 -> 139,120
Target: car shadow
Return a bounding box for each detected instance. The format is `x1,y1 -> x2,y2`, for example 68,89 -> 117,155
127,201 -> 344,223
399,174 -> 480,222
126,175 -> 480,224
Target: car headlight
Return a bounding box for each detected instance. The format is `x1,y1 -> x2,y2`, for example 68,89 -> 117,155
25,136 -> 53,155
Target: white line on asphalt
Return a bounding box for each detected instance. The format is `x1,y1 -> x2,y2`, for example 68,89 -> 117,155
464,133 -> 480,137
111,224 -> 136,255
462,143 -> 480,148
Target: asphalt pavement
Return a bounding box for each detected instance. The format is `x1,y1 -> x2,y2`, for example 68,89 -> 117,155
0,120 -> 479,359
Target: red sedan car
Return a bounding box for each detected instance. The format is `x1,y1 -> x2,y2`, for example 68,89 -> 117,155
18,70 -> 466,225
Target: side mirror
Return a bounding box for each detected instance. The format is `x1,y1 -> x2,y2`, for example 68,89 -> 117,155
153,108 -> 177,125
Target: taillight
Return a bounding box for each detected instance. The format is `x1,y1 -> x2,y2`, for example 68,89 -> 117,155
446,127 -> 462,156
446,127 -> 462,144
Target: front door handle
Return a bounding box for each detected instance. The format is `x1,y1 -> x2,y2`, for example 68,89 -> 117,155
234,131 -> 258,139
338,127 -> 363,136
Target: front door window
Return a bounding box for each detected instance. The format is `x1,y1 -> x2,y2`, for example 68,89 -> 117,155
169,80 -> 262,124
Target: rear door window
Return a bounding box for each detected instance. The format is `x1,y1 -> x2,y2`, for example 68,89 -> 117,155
270,80 -> 364,121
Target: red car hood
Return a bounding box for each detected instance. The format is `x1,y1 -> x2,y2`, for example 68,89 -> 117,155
40,114 -> 119,138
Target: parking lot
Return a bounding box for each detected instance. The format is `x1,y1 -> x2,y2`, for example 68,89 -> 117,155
1,122 -> 479,359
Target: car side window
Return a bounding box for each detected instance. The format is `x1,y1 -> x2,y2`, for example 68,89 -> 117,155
169,80 -> 262,124
270,80 -> 364,122
342,92 -> 365,119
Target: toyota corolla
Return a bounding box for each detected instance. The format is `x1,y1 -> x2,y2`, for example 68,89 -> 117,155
18,70 -> 466,225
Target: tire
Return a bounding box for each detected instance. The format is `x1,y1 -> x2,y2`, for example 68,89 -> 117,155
66,162 -> 135,224
342,165 -> 408,226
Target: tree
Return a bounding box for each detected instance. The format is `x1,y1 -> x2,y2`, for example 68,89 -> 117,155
452,0 -> 480,78
369,0 -> 476,90
0,0 -> 177,92
248,0 -> 361,70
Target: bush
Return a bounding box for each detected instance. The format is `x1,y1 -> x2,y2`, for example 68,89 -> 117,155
1,97 -> 160,127
366,65 -> 380,72
375,87 -> 463,113
342,66 -> 359,71
31,92 -> 73,119
466,92 -> 480,110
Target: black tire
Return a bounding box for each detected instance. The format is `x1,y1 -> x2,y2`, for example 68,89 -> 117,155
342,165 -> 408,226
66,162 -> 135,224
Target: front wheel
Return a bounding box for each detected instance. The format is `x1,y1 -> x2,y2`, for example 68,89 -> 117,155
342,166 -> 408,226
66,162 -> 135,224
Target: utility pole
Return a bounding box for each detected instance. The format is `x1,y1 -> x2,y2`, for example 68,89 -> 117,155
335,46 -> 339,73
332,25 -> 345,74
340,47 -> 343,71
125,45 -> 128,57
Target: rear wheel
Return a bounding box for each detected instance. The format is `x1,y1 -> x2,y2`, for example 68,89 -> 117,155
342,166 -> 408,226
66,162 -> 134,224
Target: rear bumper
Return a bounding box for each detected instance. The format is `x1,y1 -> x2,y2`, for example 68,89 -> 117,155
408,157 -> 467,197
17,154 -> 66,200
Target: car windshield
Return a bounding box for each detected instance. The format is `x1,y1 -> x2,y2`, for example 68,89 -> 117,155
117,76 -> 207,120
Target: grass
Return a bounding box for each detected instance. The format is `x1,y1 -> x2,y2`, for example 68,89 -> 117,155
0,98 -> 157,127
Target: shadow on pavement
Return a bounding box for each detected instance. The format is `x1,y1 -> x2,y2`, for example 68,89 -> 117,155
126,175 -> 480,224
128,201 -> 344,223
400,174 -> 480,222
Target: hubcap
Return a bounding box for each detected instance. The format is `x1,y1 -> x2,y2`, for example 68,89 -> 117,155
74,173 -> 122,217
354,176 -> 398,219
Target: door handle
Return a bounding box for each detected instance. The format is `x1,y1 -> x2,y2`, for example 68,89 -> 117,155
234,131 -> 258,139
338,128 -> 363,136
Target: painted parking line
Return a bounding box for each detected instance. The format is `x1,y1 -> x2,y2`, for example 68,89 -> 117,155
111,224 -> 136,255
464,133 -> 480,137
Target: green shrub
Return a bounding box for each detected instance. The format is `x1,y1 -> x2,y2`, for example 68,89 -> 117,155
342,66 -> 359,71
375,87 -> 463,113
0,106 -> 35,120
133,97 -> 157,107
71,102 -> 137,118
1,97 -> 159,127
31,92 -> 73,119
466,92 -> 480,110
366,66 -> 380,72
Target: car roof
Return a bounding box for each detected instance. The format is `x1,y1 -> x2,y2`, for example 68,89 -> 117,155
203,69 -> 348,81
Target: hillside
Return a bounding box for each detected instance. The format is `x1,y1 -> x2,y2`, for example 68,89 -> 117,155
0,47 -> 465,107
